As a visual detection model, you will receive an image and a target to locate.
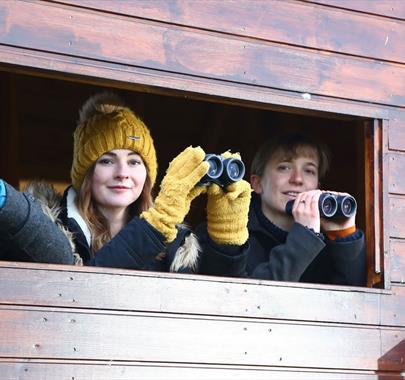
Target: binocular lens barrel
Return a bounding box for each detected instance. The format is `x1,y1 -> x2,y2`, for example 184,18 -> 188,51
205,155 -> 223,180
199,154 -> 245,187
319,193 -> 338,218
285,193 -> 357,219
335,195 -> 357,218
223,158 -> 245,184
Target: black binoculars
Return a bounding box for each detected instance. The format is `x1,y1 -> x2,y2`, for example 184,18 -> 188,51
199,154 -> 245,187
285,193 -> 357,219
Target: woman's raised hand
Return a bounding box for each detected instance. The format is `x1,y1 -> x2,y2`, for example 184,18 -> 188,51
141,146 -> 209,242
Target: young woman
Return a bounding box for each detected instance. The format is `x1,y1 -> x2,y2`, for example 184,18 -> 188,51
200,133 -> 366,286
1,92 -> 251,273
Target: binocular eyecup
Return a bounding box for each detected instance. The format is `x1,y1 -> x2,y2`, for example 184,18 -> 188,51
285,193 -> 357,219
199,154 -> 245,187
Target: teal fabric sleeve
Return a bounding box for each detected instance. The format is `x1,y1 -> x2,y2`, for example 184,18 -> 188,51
0,179 -> 6,209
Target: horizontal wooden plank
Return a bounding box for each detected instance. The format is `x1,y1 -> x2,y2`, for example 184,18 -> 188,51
389,154 -> 405,194
309,0 -> 405,20
388,113 -> 405,151
0,359 -> 395,380
1,1 -> 405,107
59,0 -> 405,63
388,196 -> 405,238
381,285 -> 405,326
380,328 -> 405,372
0,266 -> 380,325
390,240 -> 405,283
0,306 -> 390,370
0,44 -> 396,120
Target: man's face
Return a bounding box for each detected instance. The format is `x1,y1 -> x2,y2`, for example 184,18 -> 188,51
251,146 -> 320,221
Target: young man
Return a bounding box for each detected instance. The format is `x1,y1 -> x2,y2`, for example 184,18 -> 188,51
199,133 -> 366,286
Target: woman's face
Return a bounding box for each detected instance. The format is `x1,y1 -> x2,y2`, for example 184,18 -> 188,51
91,149 -> 147,213
251,146 -> 320,222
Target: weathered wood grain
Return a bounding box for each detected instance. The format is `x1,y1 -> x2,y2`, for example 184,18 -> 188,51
380,330 -> 405,372
0,44 -> 395,120
0,264 -> 402,374
364,120 -> 383,286
57,0 -> 405,63
388,195 -> 405,238
0,305 -> 390,370
0,0 -> 404,377
0,359 -> 397,380
0,264 -> 381,325
381,285 -> 405,326
382,119 -> 391,289
309,0 -> 405,19
388,154 -> 405,195
0,1 -> 404,107
388,112 -> 405,152
390,240 -> 405,284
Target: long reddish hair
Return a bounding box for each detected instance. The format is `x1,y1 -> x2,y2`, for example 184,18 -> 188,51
76,163 -> 153,255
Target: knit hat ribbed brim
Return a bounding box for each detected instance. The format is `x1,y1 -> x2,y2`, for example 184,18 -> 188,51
70,93 -> 157,190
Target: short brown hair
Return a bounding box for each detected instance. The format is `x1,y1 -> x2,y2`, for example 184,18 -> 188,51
251,133 -> 331,180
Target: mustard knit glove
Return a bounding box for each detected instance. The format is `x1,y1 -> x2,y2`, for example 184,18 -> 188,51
207,177 -> 251,246
141,146 -> 209,242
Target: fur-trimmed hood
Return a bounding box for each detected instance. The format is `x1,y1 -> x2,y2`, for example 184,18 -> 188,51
23,182 -> 83,265
24,182 -> 200,272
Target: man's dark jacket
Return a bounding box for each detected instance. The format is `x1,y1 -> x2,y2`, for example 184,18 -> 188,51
199,194 -> 366,286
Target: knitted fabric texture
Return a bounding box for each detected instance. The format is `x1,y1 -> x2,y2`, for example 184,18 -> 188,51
325,225 -> 356,240
207,180 -> 251,245
71,93 -> 157,190
206,151 -> 251,245
141,146 -> 209,242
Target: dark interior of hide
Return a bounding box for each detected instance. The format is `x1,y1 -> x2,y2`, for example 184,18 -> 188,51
4,72 -> 366,230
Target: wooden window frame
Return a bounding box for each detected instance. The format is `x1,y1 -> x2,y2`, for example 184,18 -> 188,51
0,60 -> 388,290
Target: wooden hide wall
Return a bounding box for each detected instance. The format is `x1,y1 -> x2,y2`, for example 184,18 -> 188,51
0,0 -> 405,378
0,261 -> 404,379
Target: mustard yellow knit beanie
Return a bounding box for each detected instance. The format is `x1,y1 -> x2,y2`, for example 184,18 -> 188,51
71,92 -> 157,190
